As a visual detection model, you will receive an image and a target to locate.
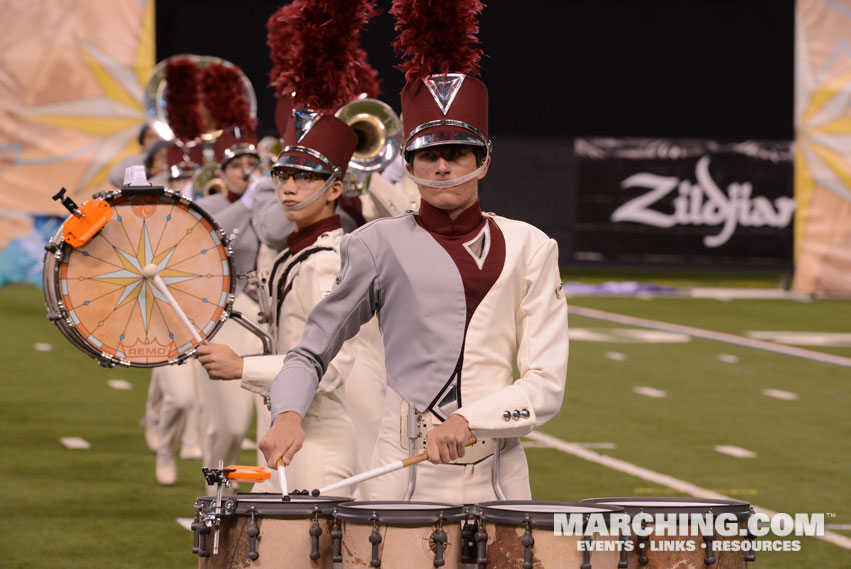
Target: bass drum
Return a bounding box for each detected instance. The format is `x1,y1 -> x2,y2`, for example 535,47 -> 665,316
43,187 -> 234,367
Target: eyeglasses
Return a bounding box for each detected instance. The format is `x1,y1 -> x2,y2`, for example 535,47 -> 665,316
272,169 -> 324,188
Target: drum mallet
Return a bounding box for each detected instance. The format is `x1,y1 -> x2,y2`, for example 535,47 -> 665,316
142,264 -> 203,344
317,435 -> 478,495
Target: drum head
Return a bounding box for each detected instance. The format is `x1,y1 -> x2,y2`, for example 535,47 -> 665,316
335,501 -> 467,524
581,497 -> 751,518
195,493 -> 351,517
46,188 -> 234,367
476,501 -> 624,528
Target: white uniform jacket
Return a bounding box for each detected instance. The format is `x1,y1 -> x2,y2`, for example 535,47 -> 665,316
269,202 -> 568,500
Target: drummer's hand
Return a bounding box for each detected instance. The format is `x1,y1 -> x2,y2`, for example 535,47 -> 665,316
425,414 -> 472,464
196,342 -> 243,380
259,412 -> 305,468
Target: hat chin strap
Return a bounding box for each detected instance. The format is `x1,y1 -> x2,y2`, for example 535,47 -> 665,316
405,155 -> 490,189
281,174 -> 339,212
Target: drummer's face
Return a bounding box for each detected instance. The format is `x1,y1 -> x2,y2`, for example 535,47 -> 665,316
274,168 -> 341,230
221,156 -> 260,195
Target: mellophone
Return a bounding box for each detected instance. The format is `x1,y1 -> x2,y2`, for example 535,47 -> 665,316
191,492 -> 756,568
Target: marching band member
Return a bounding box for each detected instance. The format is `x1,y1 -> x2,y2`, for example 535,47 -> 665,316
197,0 -> 386,495
260,0 -> 568,503
194,127 -> 265,475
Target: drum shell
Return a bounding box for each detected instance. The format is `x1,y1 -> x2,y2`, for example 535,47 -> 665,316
581,498 -> 752,569
195,494 -> 350,569
476,501 -> 624,569
335,501 -> 466,569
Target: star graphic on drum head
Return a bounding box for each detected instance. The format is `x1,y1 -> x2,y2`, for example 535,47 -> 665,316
91,221 -> 197,332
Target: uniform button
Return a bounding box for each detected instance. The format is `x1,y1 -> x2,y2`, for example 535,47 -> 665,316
512,409 -> 521,420
503,410 -> 512,421
520,409 -> 530,419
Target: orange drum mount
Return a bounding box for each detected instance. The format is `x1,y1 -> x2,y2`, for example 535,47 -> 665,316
43,186 -> 273,368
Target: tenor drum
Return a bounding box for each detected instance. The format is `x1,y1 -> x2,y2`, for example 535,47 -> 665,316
334,501 -> 468,568
581,498 -> 754,569
43,187 -> 233,367
474,501 -> 624,569
193,493 -> 350,569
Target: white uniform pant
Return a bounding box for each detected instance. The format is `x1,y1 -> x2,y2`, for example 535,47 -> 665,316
197,293 -> 260,468
154,359 -> 200,456
251,390 -> 357,496
367,388 -> 532,504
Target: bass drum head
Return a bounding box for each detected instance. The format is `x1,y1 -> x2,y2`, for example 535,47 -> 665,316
477,501 -> 624,528
335,501 -> 467,524
44,187 -> 234,367
581,497 -> 752,518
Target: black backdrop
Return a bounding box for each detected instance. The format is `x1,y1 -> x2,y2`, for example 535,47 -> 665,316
156,0 -> 794,268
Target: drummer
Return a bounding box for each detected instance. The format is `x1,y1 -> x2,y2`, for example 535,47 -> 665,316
193,127 -> 265,480
259,20 -> 569,503
196,97 -> 385,495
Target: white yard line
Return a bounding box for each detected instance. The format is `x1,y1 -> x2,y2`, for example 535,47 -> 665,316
527,430 -> 851,550
107,379 -> 133,390
633,386 -> 668,398
568,305 -> 851,368
605,351 -> 627,361
714,445 -> 757,459
60,437 -> 90,449
175,518 -> 194,531
762,388 -> 799,401
34,342 -> 53,352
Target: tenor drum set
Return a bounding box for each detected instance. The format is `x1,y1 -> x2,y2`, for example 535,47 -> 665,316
191,481 -> 756,569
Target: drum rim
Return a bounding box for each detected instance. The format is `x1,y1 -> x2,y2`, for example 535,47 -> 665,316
475,500 -> 625,528
46,186 -> 235,368
334,500 -> 467,524
581,497 -> 752,518
195,493 -> 352,517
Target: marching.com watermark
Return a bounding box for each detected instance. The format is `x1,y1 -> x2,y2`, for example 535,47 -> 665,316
553,512 -> 827,552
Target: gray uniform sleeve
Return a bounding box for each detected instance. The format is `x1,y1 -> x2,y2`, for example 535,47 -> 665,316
251,180 -> 293,250
269,232 -> 380,418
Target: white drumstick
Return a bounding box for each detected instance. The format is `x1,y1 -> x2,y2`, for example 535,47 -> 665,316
142,264 -> 202,343
318,435 -> 477,495
276,458 -> 289,497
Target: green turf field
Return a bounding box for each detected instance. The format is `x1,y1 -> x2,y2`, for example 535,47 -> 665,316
1,283 -> 849,568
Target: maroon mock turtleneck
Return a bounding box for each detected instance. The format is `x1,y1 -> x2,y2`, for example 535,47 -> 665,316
416,200 -> 505,328
224,190 -> 241,203
286,215 -> 342,255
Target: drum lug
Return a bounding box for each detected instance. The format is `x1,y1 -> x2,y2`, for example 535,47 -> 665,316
617,534 -> 629,568
331,510 -> 343,564
702,530 -> 717,566
369,514 -> 383,568
191,513 -> 203,555
431,514 -> 448,568
246,508 -> 260,561
460,519 -> 478,564
745,507 -> 756,563
46,311 -> 63,322
580,534 -> 593,569
475,512 -> 489,566
198,521 -> 212,558
309,509 -> 323,561
636,533 -> 649,565
44,241 -> 59,253
521,517 -> 535,569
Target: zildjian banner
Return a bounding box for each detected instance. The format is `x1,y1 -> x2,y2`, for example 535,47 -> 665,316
573,138 -> 794,270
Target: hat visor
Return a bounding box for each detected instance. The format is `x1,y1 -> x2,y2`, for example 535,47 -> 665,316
405,125 -> 486,152
221,146 -> 259,167
272,152 -> 333,175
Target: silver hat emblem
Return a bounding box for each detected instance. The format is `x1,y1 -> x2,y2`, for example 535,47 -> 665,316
423,73 -> 466,116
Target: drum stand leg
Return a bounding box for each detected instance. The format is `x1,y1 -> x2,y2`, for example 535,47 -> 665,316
491,439 -> 507,500
402,402 -> 418,501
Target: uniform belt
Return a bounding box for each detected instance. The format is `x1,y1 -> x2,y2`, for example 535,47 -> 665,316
400,401 -> 502,466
